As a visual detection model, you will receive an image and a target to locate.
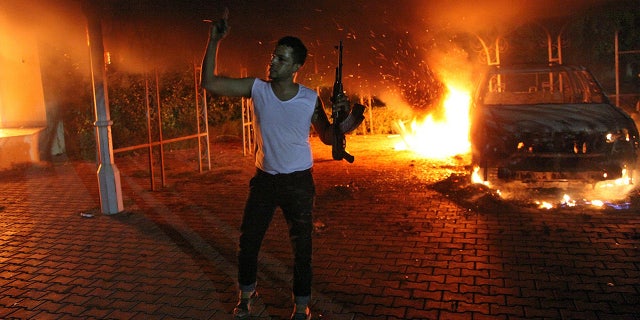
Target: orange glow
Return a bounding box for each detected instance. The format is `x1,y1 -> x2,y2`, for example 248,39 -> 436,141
394,84 -> 471,159
483,168 -> 634,210
471,166 -> 489,186
537,201 -> 553,210
561,194 -> 576,207
0,11 -> 47,128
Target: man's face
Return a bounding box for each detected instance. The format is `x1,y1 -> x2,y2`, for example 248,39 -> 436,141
268,45 -> 300,80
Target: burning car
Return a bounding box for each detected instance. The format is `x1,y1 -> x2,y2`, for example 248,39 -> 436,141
470,64 -> 640,187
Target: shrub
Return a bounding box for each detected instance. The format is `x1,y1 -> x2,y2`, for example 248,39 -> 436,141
54,65 -> 404,160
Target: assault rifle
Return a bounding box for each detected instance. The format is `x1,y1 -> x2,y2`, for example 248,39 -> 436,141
331,40 -> 365,163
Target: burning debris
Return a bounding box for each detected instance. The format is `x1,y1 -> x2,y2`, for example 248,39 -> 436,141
431,172 -> 512,213
431,170 -> 640,213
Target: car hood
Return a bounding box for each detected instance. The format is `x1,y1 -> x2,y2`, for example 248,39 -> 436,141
479,103 -> 637,135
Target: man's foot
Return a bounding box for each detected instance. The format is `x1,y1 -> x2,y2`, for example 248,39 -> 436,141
290,305 -> 311,320
233,291 -> 258,319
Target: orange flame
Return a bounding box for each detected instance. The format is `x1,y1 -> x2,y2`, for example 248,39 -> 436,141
471,166 -> 490,186
487,169 -> 634,210
394,84 -> 471,159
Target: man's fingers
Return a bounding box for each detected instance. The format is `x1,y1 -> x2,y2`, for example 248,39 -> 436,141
203,7 -> 228,26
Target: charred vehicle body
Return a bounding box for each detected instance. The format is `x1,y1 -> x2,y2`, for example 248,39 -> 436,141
470,64 -> 639,187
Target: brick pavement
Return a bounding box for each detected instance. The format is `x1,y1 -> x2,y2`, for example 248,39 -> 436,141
0,134 -> 639,319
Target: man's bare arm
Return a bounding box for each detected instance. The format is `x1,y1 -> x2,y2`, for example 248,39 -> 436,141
200,12 -> 254,97
311,98 -> 333,145
312,95 -> 365,146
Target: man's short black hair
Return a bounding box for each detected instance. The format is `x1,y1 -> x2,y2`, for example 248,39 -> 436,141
277,36 -> 307,66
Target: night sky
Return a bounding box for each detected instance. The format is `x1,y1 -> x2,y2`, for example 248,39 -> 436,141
93,0 -> 636,95
5,0 -> 637,106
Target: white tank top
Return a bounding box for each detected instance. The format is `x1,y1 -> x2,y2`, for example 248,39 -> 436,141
251,79 -> 318,174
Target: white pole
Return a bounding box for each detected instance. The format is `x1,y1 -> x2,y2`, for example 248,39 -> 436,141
83,0 -> 123,214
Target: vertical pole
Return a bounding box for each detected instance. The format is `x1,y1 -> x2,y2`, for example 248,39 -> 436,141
546,29 -> 553,63
193,62 -> 211,172
615,30 -> 620,107
556,33 -> 563,64
155,69 -> 166,187
145,74 -> 156,190
368,94 -> 373,134
494,37 -> 501,66
546,30 -> 555,91
240,67 -> 254,156
83,0 -> 123,214
194,63 -> 203,173
359,96 -> 366,135
202,90 -> 211,170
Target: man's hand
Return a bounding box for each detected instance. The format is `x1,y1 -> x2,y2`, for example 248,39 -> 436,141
333,94 -> 365,134
332,93 -> 351,114
206,7 -> 229,41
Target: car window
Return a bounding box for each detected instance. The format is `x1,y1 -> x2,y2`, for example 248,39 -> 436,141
576,70 -> 607,103
481,70 -> 590,105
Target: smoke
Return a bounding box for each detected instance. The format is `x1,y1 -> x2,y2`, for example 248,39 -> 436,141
387,0 -> 619,112
1,0 -> 88,127
416,0 -> 611,34
1,0 -> 91,110
1,0 -> 623,107
2,0 -> 88,69
98,1 -> 211,74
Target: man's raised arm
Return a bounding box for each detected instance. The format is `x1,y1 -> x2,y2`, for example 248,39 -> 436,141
200,10 -> 254,97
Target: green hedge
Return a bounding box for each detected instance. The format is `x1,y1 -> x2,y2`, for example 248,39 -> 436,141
57,67 -> 401,160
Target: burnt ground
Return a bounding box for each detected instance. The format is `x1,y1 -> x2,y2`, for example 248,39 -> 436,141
431,173 -> 640,215
0,134 -> 639,319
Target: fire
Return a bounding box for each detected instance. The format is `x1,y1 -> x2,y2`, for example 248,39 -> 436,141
390,72 -> 636,211
471,166 -> 489,186
537,201 -> 553,210
561,194 -> 576,207
479,169 -> 634,210
394,84 -> 471,159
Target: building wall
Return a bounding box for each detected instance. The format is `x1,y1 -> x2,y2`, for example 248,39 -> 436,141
0,12 -> 47,128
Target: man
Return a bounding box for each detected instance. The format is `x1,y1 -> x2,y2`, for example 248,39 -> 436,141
201,13 -> 362,320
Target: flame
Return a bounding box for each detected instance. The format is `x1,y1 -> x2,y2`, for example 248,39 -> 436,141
471,166 -> 489,186
561,194 -> 576,207
491,169 -> 634,210
390,65 -> 635,211
394,84 -> 471,159
537,201 -> 553,210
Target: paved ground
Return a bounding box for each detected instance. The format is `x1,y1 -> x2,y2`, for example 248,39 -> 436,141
0,135 -> 639,320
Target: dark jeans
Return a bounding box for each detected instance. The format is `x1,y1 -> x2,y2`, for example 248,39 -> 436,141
238,168 -> 315,298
